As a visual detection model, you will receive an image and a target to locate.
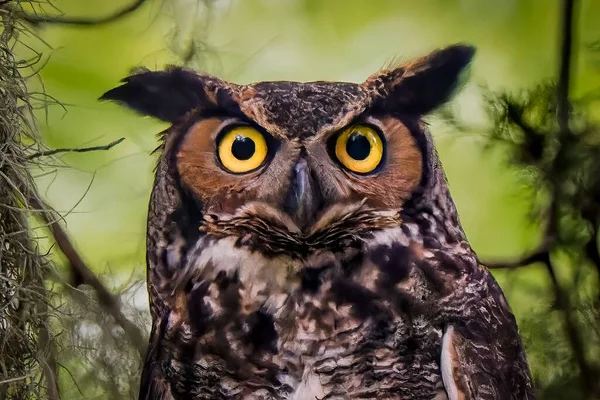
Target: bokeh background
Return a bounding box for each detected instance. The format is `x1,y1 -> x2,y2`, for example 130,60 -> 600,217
13,0 -> 600,398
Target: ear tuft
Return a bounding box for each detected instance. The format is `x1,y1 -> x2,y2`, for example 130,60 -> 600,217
368,44 -> 476,115
100,67 -> 212,123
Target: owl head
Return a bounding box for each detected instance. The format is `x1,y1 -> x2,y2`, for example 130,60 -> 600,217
102,44 -> 474,313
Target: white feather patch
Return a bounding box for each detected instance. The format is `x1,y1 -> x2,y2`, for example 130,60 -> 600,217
289,367 -> 325,400
441,326 -> 463,400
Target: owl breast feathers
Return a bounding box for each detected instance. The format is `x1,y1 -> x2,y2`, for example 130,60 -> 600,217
102,44 -> 535,400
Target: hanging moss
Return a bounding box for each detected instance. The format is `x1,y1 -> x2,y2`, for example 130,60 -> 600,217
0,2 -> 57,399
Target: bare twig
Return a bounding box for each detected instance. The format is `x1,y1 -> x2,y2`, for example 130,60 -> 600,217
27,137 -> 125,160
485,246 -> 549,269
0,374 -> 32,385
17,0 -> 148,27
28,195 -> 146,358
557,0 -> 575,135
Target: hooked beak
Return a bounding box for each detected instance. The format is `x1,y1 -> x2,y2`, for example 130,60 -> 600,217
284,158 -> 321,229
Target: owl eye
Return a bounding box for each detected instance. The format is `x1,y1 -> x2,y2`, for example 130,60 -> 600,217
217,126 -> 269,173
334,124 -> 384,174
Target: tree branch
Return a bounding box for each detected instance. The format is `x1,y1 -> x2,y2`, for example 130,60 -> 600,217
27,137 -> 125,160
485,246 -> 549,269
18,0 -> 147,27
557,0 -> 575,135
29,195 -> 146,358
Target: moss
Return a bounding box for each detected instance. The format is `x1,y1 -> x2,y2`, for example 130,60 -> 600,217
0,2 -> 57,398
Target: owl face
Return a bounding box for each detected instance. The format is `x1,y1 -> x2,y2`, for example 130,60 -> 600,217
174,109 -> 422,231
103,45 -> 474,247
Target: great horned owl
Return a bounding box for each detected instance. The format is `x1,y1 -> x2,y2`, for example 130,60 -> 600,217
101,44 -> 535,399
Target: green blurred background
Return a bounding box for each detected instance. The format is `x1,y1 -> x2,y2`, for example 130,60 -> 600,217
19,0 -> 600,397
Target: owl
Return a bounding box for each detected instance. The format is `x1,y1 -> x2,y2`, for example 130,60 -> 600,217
101,44 -> 535,399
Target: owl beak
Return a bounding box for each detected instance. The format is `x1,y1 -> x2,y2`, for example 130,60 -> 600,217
284,158 -> 320,229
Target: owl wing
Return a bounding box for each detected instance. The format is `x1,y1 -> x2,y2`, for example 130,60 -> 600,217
139,319 -> 175,400
440,272 -> 536,400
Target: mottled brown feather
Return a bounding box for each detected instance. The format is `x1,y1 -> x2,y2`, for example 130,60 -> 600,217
100,44 -> 534,400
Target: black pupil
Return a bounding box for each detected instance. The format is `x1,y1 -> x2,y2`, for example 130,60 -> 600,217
346,133 -> 371,160
231,135 -> 256,160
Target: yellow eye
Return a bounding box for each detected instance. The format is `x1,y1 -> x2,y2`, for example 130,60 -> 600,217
217,126 -> 268,173
334,124 -> 384,174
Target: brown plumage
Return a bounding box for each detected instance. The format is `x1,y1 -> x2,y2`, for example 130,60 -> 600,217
101,44 -> 535,399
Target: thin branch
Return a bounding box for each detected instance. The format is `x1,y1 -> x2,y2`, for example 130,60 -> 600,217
17,0 -> 147,27
485,247 -> 549,269
557,0 -> 575,135
27,137 -> 125,160
28,195 -> 146,358
0,374 -> 32,385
